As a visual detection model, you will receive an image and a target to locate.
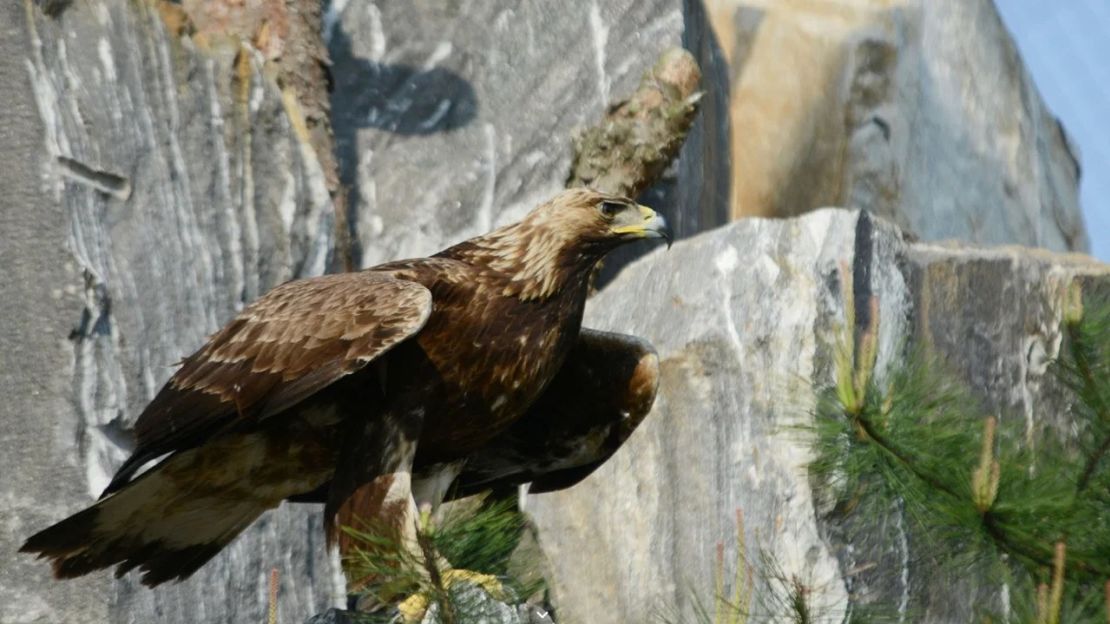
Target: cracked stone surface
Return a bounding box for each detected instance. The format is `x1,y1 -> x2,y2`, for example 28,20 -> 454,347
703,0 -> 1088,253
526,209 -> 1108,623
326,0 -> 731,269
1,0 -> 1099,622
1,1 -> 337,621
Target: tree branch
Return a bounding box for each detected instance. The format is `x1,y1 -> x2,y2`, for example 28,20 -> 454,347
567,47 -> 702,198
176,0 -> 352,271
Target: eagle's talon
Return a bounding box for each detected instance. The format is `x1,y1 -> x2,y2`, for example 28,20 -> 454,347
397,592 -> 430,624
443,568 -> 507,600
396,569 -> 508,623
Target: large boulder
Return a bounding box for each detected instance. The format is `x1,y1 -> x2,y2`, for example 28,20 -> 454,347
0,1 -> 337,622
326,0 -> 732,268
2,0 -> 729,621
526,209 -> 1108,623
703,0 -> 1088,252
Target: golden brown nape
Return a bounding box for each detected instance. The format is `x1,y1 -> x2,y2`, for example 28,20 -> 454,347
437,188 -> 671,300
511,187 -> 671,248
475,187 -> 671,253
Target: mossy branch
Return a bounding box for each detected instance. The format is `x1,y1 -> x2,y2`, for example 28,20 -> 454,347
163,0 -> 353,271
567,48 -> 702,198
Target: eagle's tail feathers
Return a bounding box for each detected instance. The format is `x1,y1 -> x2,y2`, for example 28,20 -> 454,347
20,466 -> 267,586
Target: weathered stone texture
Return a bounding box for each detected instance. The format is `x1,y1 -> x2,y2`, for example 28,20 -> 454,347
526,209 -> 1108,623
704,0 -> 1087,253
327,0 -> 731,269
1,1 -> 336,621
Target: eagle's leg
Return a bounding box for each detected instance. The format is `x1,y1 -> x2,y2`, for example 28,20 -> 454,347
325,403 -> 424,603
395,462 -> 508,622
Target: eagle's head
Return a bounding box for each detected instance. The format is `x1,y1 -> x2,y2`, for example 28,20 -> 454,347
451,188 -> 671,300
521,188 -> 672,253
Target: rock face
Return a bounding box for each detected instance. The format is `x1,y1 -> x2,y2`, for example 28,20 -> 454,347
703,0 -> 1088,253
0,2 -> 338,622
2,0 -> 727,622
326,0 -> 731,268
525,209 -> 1108,623
1,0 -> 1099,623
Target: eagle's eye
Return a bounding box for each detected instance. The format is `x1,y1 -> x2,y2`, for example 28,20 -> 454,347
599,201 -> 625,218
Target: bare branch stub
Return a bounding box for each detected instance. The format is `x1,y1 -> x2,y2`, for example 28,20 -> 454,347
567,47 -> 703,198
176,0 -> 351,270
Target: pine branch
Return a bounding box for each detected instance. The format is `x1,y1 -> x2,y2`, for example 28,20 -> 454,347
1067,318 -> 1110,492
810,295 -> 1110,620
850,406 -> 961,500
981,512 -> 1054,570
416,527 -> 456,624
1078,434 -> 1110,493
851,398 -> 1064,571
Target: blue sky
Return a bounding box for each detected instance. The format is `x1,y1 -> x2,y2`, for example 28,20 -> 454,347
996,1 -> 1109,260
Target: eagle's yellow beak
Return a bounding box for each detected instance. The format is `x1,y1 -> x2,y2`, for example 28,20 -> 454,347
611,205 -> 673,248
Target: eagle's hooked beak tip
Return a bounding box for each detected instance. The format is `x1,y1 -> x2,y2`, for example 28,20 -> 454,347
614,204 -> 673,247
642,207 -> 672,249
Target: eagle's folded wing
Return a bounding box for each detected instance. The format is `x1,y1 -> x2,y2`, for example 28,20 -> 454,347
446,328 -> 660,499
102,272 -> 432,497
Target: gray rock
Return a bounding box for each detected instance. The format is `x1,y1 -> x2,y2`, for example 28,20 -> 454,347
1,1 -> 338,622
326,0 -> 731,269
418,583 -> 523,624
302,593 -> 553,624
707,0 -> 1088,253
3,0 -> 728,622
525,209 -> 1108,623
304,608 -> 362,624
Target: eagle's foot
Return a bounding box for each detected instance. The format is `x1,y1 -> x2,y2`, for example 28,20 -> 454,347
396,568 -> 507,623
444,568 -> 506,599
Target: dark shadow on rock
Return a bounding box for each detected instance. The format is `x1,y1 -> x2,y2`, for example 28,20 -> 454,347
329,23 -> 479,267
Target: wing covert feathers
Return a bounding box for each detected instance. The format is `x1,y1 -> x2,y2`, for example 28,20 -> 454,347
446,328 -> 660,498
105,272 -> 432,496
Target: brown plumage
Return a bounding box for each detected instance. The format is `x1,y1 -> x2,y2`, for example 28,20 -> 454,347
21,188 -> 669,587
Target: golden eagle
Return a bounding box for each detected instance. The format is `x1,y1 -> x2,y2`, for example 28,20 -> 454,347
22,188 -> 667,588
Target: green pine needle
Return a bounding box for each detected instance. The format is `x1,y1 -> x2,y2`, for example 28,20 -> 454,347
808,292 -> 1110,619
